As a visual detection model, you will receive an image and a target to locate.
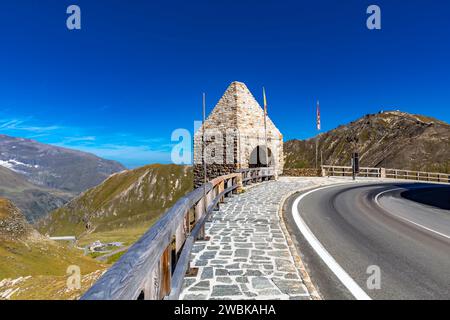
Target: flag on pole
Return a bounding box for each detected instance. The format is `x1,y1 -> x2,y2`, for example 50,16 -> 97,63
316,100 -> 321,131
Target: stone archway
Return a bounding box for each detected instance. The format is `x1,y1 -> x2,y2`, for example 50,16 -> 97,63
249,145 -> 273,167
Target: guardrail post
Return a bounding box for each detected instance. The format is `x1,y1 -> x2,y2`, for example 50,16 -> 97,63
194,199 -> 205,240
380,168 -> 386,178
175,221 -> 186,261
160,245 -> 172,299
236,173 -> 244,193
143,263 -> 160,300
218,180 -> 225,202
232,177 -> 238,194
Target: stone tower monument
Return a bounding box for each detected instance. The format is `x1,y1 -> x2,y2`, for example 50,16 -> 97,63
193,81 -> 284,187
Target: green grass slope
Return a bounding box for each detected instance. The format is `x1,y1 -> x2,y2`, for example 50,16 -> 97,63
0,198 -> 105,300
37,164 -> 193,241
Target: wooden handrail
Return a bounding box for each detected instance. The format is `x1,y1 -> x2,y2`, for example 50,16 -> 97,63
321,165 -> 449,183
82,167 -> 275,300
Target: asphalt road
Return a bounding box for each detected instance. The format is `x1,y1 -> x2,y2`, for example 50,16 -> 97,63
284,182 -> 450,300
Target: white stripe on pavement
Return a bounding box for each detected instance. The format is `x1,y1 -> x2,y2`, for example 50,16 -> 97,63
292,185 -> 372,300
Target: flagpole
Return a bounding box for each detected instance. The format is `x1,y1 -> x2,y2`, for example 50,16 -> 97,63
263,87 -> 269,168
316,100 -> 320,169
202,93 -> 207,213
315,138 -> 318,169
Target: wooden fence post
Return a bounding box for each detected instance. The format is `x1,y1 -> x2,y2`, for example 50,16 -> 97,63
143,263 -> 160,300
159,246 -> 172,299
219,180 -> 225,202
236,172 -> 243,192
194,199 -> 205,240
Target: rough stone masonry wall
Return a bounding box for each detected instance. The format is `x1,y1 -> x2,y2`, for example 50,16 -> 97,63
193,164 -> 238,188
193,81 -> 285,186
239,132 -> 283,170
282,168 -> 322,177
193,132 -> 239,188
233,82 -> 284,174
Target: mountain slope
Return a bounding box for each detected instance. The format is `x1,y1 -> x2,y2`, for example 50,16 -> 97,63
0,198 -> 103,279
0,166 -> 72,222
0,198 -> 38,240
0,134 -> 125,193
38,164 -> 193,238
0,198 -> 105,299
285,111 -> 450,173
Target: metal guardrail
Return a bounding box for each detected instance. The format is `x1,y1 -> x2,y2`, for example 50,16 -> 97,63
82,167 -> 275,300
321,165 -> 450,183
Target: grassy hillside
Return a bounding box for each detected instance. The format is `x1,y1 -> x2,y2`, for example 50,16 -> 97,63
285,111 -> 450,173
38,164 -> 193,243
0,198 -> 105,300
0,239 -> 104,280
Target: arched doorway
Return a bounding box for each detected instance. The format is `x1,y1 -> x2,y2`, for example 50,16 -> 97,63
249,145 -> 273,167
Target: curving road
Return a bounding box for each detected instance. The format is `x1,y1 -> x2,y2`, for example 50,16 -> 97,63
285,182 -> 450,300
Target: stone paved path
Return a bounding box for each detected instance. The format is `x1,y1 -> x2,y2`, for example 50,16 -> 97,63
180,178 -> 319,300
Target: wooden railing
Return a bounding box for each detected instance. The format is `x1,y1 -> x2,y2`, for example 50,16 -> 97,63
82,167 -> 275,300
321,165 -> 382,178
321,165 -> 450,183
385,168 -> 450,183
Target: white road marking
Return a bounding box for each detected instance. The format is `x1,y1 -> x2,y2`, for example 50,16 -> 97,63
292,185 -> 372,300
374,188 -> 450,240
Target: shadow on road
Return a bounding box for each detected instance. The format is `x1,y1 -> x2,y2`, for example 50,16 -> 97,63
397,183 -> 450,210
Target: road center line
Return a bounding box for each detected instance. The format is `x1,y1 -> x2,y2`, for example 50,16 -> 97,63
292,185 -> 372,300
374,188 -> 450,240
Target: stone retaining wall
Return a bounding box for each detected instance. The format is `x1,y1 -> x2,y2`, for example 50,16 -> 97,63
282,168 -> 322,177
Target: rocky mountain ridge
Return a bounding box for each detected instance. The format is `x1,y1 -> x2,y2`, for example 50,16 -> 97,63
284,111 -> 450,173
0,134 -> 126,193
0,166 -> 72,222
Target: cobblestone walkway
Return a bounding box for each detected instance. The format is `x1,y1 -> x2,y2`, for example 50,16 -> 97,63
180,178 -> 318,300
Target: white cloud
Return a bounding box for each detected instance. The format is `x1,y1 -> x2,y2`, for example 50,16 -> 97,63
0,116 -> 173,168
54,143 -> 172,168
0,118 -> 62,133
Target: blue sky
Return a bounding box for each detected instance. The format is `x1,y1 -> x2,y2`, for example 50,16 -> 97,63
0,0 -> 449,168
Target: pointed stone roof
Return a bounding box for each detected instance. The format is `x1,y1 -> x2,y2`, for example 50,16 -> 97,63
198,81 -> 282,139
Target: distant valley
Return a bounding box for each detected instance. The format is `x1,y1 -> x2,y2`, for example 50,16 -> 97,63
0,165 -> 72,222
38,164 -> 193,243
0,134 -> 126,222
